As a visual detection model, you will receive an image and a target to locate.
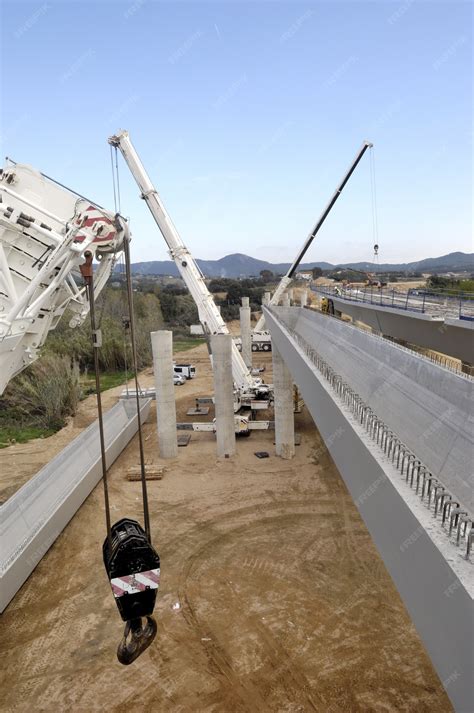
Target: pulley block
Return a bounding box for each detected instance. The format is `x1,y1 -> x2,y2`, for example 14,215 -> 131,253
103,518 -> 160,664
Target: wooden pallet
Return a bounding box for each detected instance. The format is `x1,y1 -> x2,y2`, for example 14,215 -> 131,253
126,465 -> 165,481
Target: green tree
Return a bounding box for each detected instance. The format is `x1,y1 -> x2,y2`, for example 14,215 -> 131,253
259,269 -> 274,282
226,282 -> 244,303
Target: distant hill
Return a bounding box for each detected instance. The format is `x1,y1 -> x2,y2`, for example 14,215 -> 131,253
121,251 -> 474,279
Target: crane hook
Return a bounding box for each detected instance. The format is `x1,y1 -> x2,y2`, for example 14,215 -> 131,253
117,616 -> 158,665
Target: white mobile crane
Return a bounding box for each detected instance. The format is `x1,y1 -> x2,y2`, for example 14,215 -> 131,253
0,161 -> 127,394
253,140 -> 373,333
0,158 -> 163,663
108,130 -> 270,404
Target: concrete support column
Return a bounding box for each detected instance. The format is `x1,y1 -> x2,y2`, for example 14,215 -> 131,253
300,290 -> 308,307
211,334 -> 236,458
263,292 -> 271,306
288,288 -> 294,305
272,343 -> 295,459
282,293 -> 290,306
151,330 -> 178,458
240,296 -> 252,369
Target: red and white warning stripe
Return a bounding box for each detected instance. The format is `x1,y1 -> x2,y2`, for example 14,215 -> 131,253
110,568 -> 160,598
73,205 -> 118,245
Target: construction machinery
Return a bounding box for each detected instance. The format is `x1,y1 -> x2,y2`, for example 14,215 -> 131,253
108,130 -> 270,405
253,140 -> 373,334
0,157 -> 160,664
177,414 -> 273,437
341,266 -> 387,288
0,160 -> 127,394
234,331 -> 272,352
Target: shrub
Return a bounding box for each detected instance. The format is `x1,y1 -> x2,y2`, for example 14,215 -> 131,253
2,355 -> 81,430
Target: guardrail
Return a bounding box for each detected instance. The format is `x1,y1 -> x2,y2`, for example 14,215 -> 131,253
311,284 -> 474,320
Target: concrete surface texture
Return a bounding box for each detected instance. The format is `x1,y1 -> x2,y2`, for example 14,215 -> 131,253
276,307 -> 474,514
240,296 -> 252,369
325,294 -> 474,365
210,333 -> 236,458
272,343 -> 295,459
151,330 -> 178,458
264,307 -> 473,713
0,397 -> 151,612
0,342 -> 453,712
300,289 -> 308,307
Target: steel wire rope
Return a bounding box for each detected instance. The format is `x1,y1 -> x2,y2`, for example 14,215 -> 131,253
112,146 -> 152,541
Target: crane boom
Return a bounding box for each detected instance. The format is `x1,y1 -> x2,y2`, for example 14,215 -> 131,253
0,161 -> 126,394
108,130 -> 256,395
254,140 -> 372,331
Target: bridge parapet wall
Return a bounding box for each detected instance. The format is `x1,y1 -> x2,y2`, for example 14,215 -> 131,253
273,306 -> 473,514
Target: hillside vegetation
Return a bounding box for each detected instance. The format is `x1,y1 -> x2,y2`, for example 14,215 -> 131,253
0,288 -> 165,447
125,251 -> 474,278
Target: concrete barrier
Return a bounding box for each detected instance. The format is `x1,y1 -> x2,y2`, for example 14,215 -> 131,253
0,398 -> 151,612
276,307 -> 473,513
324,294 -> 474,364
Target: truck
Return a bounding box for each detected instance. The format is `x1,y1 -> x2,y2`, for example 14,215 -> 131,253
235,331 -> 272,352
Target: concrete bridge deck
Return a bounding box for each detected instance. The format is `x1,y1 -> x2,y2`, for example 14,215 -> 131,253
264,305 -> 473,713
311,286 -> 474,366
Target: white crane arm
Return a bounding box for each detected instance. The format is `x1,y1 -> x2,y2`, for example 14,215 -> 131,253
108,130 -> 255,394
254,276 -> 291,331
254,140 -> 373,331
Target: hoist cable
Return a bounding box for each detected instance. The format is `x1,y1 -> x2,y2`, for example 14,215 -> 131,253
110,145 -> 118,215
114,146 -> 122,215
123,234 -> 152,542
86,269 -> 113,554
369,147 -> 380,260
119,252 -> 130,399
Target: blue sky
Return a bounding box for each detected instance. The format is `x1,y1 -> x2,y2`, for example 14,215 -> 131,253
1,0 -> 472,265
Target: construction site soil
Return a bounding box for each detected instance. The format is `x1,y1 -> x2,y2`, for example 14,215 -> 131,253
0,343 -> 452,712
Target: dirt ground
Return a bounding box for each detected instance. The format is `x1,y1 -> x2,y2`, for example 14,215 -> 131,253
0,342 -> 451,713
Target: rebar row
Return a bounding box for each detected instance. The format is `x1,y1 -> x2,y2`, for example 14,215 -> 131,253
286,326 -> 473,561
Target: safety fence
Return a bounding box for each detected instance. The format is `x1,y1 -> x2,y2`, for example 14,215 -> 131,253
284,324 -> 473,560
312,284 -> 474,321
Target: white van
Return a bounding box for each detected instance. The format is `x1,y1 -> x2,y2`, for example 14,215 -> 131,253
173,363 -> 196,380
